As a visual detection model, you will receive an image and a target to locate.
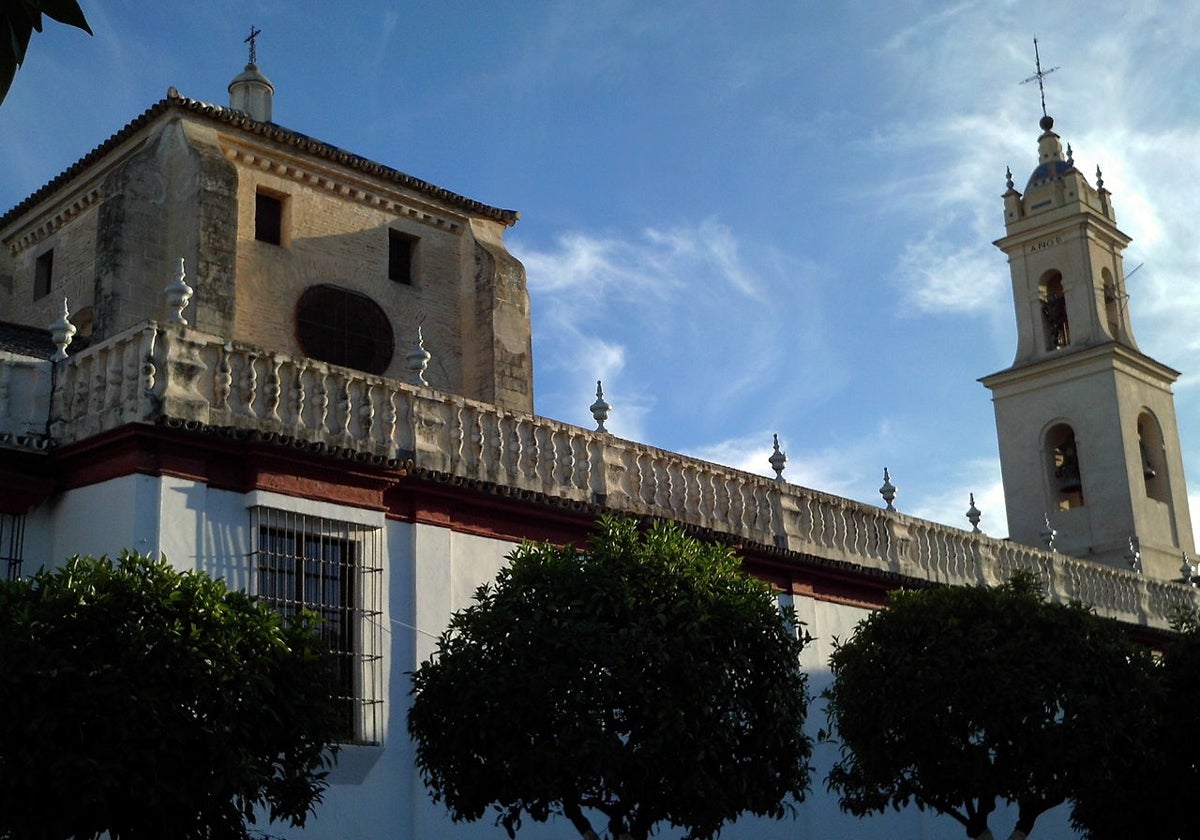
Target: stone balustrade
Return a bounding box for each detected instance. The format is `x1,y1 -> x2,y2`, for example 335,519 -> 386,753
31,321 -> 1200,629
0,354 -> 52,450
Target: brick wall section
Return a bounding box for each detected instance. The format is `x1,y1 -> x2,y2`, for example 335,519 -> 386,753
0,207 -> 99,337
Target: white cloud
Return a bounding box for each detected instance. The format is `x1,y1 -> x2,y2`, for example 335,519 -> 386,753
907,463 -> 1009,539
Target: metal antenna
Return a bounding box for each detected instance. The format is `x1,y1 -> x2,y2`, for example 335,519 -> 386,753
245,25 -> 262,65
1020,37 -> 1059,118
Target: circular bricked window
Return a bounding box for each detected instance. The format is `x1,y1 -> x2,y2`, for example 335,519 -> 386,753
295,285 -> 394,375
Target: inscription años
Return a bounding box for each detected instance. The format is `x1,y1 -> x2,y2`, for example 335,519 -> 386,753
1029,236 -> 1062,253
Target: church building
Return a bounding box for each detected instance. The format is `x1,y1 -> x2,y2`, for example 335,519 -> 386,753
0,50 -> 1194,840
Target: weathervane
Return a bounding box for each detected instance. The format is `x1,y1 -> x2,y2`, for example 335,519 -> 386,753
1020,37 -> 1059,119
245,25 -> 262,65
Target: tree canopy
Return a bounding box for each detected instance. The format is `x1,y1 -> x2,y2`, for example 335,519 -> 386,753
407,516 -> 813,840
0,1 -> 92,105
822,572 -> 1153,840
1069,607 -> 1200,840
0,551 -> 341,840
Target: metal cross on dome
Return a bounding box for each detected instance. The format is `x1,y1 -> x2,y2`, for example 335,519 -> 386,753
1020,37 -> 1059,118
245,25 -> 262,65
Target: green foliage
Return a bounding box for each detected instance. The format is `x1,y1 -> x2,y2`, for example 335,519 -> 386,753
0,551 -> 341,840
0,1 -> 91,105
407,516 -> 813,840
1071,605 -> 1200,839
823,572 -> 1153,839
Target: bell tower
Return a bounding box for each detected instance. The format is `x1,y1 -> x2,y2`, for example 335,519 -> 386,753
981,110 -> 1194,579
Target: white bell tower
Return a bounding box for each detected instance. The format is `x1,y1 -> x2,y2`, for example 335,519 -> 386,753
981,108 -> 1194,580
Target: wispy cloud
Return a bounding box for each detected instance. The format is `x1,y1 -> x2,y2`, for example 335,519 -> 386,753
514,220 -> 841,444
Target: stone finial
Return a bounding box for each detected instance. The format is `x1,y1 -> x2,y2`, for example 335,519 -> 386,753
1005,166 -> 1014,191
589,380 -> 611,432
879,468 -> 896,511
1182,553 -> 1196,587
966,493 -> 982,534
164,257 -> 194,325
1125,535 -> 1142,574
1096,166 -> 1105,191
50,298 -> 76,362
1066,143 -> 1074,168
406,325 -> 431,386
1041,513 -> 1057,552
769,434 -> 787,481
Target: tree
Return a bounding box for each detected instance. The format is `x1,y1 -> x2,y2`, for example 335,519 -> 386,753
1070,608 -> 1200,840
407,516 -> 813,840
822,572 -> 1153,840
1,1 -> 92,105
0,551 -> 341,840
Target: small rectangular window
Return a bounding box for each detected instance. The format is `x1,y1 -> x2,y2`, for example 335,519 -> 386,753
33,250 -> 53,300
255,191 -> 284,245
388,229 -> 416,284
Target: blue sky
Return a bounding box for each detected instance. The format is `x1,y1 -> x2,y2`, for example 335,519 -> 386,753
5,1 -> 1200,538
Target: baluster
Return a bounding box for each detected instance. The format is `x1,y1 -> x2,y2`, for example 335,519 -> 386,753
290,360 -> 307,428
382,387 -> 398,452
214,343 -> 232,412
89,354 -> 105,415
140,328 -> 158,400
360,383 -> 376,442
505,416 -> 523,477
337,378 -> 352,437
557,430 -> 575,486
105,348 -> 122,412
522,419 -> 539,476
122,337 -> 140,408
653,460 -> 670,509
312,369 -> 329,433
263,354 -> 282,422
242,352 -> 259,419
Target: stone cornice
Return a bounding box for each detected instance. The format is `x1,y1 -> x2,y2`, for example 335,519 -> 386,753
221,140 -> 464,235
980,341 -> 1180,393
0,89 -> 518,233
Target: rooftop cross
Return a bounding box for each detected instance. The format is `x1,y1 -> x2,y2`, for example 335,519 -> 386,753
245,25 -> 262,65
1020,37 -> 1059,119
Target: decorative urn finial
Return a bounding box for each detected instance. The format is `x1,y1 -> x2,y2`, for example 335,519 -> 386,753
879,468 -> 897,511
50,297 -> 76,362
164,257 -> 194,325
769,434 -> 787,481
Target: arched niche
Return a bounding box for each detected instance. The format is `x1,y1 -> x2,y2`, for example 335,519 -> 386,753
1101,267 -> 1121,340
1138,410 -> 1169,504
1039,270 -> 1070,350
1046,423 -> 1084,510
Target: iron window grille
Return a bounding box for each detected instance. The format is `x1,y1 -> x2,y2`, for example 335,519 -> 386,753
249,507 -> 383,744
1,512 -> 24,580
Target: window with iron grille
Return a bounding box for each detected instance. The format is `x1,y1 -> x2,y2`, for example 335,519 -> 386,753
1,512 -> 25,580
250,507 -> 383,744
294,284 -> 395,375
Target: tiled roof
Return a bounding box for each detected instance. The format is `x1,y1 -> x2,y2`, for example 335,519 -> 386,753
0,89 -> 519,229
0,320 -> 62,359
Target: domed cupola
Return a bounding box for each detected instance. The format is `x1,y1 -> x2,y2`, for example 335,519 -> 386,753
228,27 -> 274,122
1025,115 -> 1074,190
